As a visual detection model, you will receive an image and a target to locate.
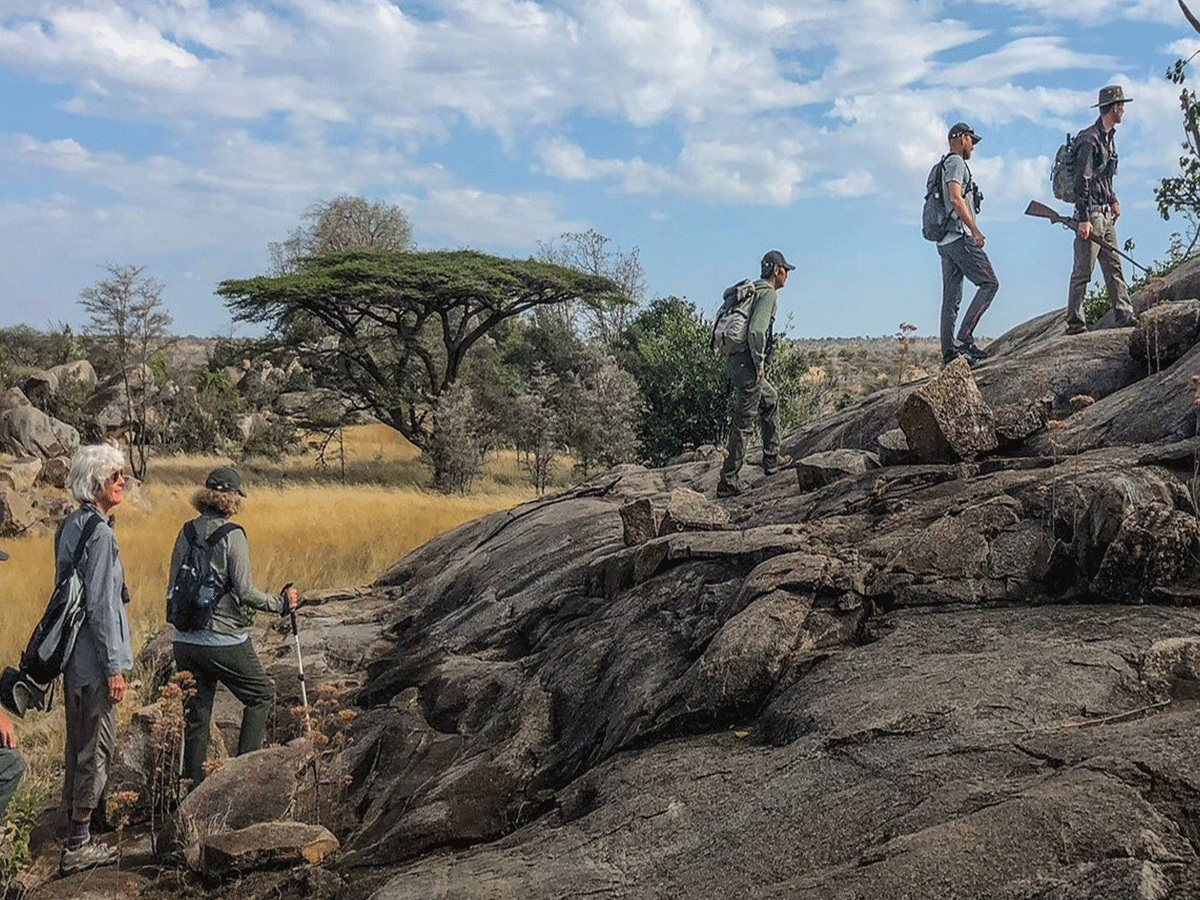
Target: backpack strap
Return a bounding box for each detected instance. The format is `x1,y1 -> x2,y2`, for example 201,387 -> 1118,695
205,523 -> 244,547
53,511 -> 104,578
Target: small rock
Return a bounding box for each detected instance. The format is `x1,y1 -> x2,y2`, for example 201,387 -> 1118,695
898,356 -> 997,462
659,488 -> 730,534
794,449 -> 880,492
876,428 -> 915,466
202,821 -> 339,877
619,498 -> 662,546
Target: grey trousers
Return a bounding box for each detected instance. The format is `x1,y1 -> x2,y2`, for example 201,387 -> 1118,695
0,747 -> 25,820
1066,208 -> 1134,327
720,350 -> 780,486
938,236 -> 999,360
62,678 -> 115,813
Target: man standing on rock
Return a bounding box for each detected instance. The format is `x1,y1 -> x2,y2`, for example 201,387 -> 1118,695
1065,85 -> 1138,335
936,122 -> 998,366
716,250 -> 794,498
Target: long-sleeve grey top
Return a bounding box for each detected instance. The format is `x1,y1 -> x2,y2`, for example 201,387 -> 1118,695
167,513 -> 284,641
56,504 -> 132,686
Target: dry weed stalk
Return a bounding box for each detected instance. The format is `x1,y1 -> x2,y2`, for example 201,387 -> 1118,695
292,683 -> 357,826
148,671 -> 195,855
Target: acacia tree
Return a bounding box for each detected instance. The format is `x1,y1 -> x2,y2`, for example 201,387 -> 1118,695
269,195 -> 413,274
78,264 -> 171,479
218,250 -> 621,487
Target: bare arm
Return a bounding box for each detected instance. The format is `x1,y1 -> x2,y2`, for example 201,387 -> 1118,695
947,181 -> 984,247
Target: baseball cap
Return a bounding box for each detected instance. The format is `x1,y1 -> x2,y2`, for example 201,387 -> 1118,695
948,122 -> 981,143
761,250 -> 795,273
205,466 -> 246,497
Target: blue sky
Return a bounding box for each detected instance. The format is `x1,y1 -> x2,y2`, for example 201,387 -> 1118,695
0,0 -> 1198,340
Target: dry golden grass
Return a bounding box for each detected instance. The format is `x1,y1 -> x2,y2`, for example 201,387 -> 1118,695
0,424 -> 539,686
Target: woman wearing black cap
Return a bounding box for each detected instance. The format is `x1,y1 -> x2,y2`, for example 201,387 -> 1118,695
167,466 -> 297,789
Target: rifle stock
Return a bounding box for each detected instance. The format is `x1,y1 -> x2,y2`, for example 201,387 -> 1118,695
1024,199 -> 1148,273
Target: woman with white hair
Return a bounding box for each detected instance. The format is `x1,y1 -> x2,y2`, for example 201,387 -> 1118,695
56,443 -> 132,875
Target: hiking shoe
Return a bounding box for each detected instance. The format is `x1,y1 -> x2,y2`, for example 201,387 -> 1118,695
1065,321 -> 1087,335
60,839 -> 118,876
956,340 -> 989,361
942,350 -> 976,368
716,479 -> 742,498
762,454 -> 793,475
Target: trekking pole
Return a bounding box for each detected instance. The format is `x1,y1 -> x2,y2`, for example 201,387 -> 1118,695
1024,200 -> 1150,273
283,583 -> 311,736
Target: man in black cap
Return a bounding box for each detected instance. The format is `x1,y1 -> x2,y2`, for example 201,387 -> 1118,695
716,249 -> 794,497
1065,85 -> 1137,334
936,122 -> 998,366
167,466 -> 297,789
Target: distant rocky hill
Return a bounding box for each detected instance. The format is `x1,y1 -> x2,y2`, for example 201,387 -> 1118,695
16,260 -> 1200,900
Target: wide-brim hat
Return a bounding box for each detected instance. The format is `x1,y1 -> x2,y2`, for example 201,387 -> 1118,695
1093,85 -> 1132,108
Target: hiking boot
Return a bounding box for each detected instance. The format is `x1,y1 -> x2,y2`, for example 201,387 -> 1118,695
762,454 -> 793,475
956,340 -> 989,361
60,839 -> 118,876
1065,321 -> 1088,335
715,479 -> 742,498
942,350 -> 976,368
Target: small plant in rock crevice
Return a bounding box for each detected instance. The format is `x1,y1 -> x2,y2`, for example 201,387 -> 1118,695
149,671 -> 195,855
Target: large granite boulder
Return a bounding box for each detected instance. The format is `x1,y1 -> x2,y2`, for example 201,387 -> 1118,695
898,356 -> 997,462
0,405 -> 79,459
1129,298 -> 1200,371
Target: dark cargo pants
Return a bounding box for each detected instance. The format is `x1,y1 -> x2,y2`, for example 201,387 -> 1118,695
0,747 -> 25,820
174,638 -> 274,788
938,236 -> 998,360
719,349 -> 780,488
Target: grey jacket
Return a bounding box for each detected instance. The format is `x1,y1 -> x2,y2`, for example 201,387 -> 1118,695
167,514 -> 284,636
56,504 -> 133,686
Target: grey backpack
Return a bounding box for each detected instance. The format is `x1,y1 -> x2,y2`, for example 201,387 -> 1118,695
1050,132 -> 1078,203
711,280 -> 757,354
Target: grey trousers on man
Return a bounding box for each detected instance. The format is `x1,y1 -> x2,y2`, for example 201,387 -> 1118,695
1066,208 -> 1134,328
0,747 -> 25,820
719,349 -> 781,487
938,236 -> 999,360
62,678 -> 115,813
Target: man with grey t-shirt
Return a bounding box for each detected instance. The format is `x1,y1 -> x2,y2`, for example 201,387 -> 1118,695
936,122 -> 998,366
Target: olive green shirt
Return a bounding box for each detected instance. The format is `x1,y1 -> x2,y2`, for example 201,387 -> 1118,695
746,278 -> 778,370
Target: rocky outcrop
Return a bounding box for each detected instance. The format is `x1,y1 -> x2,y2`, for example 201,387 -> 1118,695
0,405 -> 79,459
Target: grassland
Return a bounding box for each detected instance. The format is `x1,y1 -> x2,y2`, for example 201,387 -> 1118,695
1,424 -> 540,670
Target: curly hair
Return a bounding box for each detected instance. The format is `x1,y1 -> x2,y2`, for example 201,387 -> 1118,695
191,488 -> 242,518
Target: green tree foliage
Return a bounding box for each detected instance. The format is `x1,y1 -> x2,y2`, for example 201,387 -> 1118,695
218,250 -> 621,485
620,296 -> 728,466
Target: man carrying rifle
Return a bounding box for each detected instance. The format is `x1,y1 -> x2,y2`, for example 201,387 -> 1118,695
1065,85 -> 1138,334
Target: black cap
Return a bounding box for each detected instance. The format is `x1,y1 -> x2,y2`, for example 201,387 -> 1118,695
948,122 -> 981,143
761,250 -> 795,277
205,466 -> 246,497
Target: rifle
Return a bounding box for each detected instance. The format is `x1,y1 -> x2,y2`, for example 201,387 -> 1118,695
1024,200 -> 1148,273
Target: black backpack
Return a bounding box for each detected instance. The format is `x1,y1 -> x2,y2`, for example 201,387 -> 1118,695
921,154 -> 951,241
166,521 -> 244,632
17,511 -> 104,689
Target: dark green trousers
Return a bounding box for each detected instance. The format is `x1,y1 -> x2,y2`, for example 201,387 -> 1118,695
173,638 -> 274,788
720,350 -> 780,485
